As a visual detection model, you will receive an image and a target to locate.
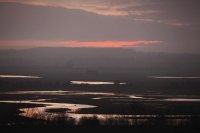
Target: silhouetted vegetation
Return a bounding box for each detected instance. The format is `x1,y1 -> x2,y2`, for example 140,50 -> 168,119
78,116 -> 100,126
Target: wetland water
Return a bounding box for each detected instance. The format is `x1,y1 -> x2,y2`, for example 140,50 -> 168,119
0,76 -> 200,125
0,90 -> 200,125
0,75 -> 41,79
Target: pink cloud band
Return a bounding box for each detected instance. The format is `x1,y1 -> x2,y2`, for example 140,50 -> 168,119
0,40 -> 162,49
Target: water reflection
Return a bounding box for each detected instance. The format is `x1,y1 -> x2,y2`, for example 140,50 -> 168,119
149,76 -> 200,79
91,95 -> 144,100
1,91 -> 115,96
0,99 -> 96,113
1,90 -> 200,126
0,75 -> 41,79
18,107 -> 198,126
129,95 -> 143,99
2,91 -> 200,102
2,91 -> 71,95
164,98 -> 200,102
72,92 -> 115,96
70,81 -> 127,85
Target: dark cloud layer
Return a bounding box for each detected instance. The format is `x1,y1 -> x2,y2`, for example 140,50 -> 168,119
0,1 -> 199,53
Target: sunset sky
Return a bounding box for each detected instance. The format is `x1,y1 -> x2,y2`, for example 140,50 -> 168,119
0,0 -> 200,53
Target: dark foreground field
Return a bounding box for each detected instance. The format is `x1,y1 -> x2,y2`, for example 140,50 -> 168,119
1,126 -> 200,133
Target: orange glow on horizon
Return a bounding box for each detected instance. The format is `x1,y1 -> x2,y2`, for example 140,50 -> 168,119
0,40 -> 162,49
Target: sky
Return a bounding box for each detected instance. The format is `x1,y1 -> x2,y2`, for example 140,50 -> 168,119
0,0 -> 200,53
